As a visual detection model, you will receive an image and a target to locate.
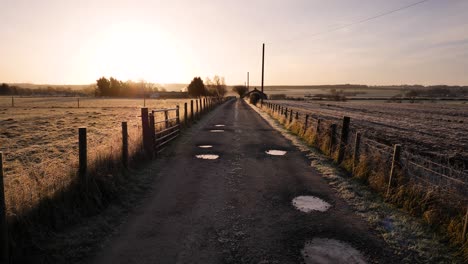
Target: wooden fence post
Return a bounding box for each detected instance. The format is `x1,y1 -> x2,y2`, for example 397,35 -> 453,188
184,102 -> 188,126
316,118 -> 322,136
141,108 -> 152,157
329,124 -> 337,156
0,152 -> 9,263
190,100 -> 194,122
386,144 -> 402,197
77,98 -> 80,108
176,105 -> 180,125
196,99 -> 199,119
164,110 -> 169,129
304,115 -> 309,131
289,110 -> 293,123
295,111 -> 299,120
79,127 -> 87,182
352,132 -> 361,172
122,122 -> 128,168
11,97 -> 14,107
337,116 -> 351,163
149,113 -> 156,153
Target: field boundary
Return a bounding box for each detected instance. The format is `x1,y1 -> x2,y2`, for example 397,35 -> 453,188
257,100 -> 468,258
0,96 -> 232,262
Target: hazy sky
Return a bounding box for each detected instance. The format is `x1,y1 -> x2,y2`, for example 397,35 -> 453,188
1,0 -> 467,86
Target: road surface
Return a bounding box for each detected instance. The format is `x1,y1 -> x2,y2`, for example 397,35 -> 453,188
92,99 -> 399,264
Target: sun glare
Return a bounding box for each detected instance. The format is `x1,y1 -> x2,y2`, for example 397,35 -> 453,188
89,21 -> 186,83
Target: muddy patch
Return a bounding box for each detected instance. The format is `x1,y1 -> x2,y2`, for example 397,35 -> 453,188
292,196 -> 331,213
302,238 -> 367,264
195,154 -> 219,160
265,150 -> 287,156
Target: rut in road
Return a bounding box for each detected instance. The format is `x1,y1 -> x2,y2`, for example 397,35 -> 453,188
92,99 -> 400,264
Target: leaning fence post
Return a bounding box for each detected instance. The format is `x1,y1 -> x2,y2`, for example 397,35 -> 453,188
79,127 -> 87,182
122,122 -> 128,168
0,152 -> 9,263
141,108 -> 152,157
337,116 -> 351,164
352,132 -> 361,172
329,124 -> 337,156
386,144 -> 402,197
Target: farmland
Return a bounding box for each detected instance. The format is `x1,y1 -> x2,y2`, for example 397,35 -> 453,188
270,100 -> 468,165
0,97 -> 191,215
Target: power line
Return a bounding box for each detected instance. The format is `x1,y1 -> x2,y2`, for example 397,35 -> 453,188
272,0 -> 431,44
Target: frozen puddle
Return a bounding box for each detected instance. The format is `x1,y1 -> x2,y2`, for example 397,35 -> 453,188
265,150 -> 287,156
292,196 -> 331,213
195,154 -> 219,160
302,238 -> 367,264
210,130 -> 224,133
198,145 -> 213,148
215,124 -> 225,127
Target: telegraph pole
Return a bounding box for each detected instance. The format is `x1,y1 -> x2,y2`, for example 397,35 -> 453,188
261,43 -> 265,93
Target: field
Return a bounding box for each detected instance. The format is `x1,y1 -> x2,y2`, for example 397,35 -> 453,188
271,100 -> 468,165
0,97 -> 192,216
263,86 -> 402,98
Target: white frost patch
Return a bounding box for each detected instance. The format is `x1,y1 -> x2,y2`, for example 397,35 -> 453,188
210,130 -> 225,133
198,145 -> 213,148
215,124 -> 225,127
265,150 -> 287,156
302,238 -> 367,264
292,196 -> 331,212
195,154 -> 219,160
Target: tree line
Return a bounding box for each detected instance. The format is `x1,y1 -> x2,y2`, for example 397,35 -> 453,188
0,83 -> 88,96
95,77 -> 167,97
187,75 -> 228,98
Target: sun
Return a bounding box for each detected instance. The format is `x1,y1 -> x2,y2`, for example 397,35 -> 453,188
88,21 -> 186,83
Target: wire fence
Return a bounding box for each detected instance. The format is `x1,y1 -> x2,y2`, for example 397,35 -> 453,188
262,101 -> 468,202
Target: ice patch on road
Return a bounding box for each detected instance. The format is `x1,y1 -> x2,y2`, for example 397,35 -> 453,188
198,145 -> 213,148
210,130 -> 225,133
302,238 -> 367,264
292,196 -> 331,212
215,124 -> 225,127
265,150 -> 287,156
195,154 -> 219,160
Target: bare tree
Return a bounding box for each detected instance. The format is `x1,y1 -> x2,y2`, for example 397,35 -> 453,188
206,75 -> 227,98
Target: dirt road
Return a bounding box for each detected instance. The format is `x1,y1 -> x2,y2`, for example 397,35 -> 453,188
92,99 -> 399,264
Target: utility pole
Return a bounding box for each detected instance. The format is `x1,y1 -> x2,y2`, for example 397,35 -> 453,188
247,72 -> 250,91
261,43 -> 265,93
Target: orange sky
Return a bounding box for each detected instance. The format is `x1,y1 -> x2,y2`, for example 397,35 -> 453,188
1,0 -> 468,86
